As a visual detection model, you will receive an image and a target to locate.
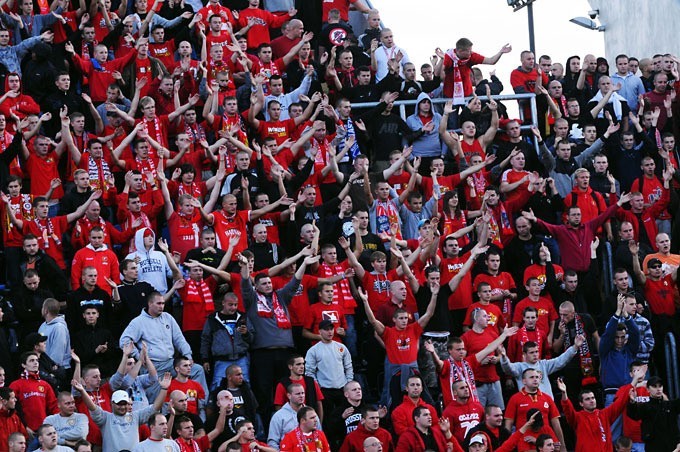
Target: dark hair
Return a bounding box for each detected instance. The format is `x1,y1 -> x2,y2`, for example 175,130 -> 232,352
536,434 -> 553,449
412,405 -> 429,421
522,341 -> 538,353
297,406 -> 315,423
287,354 -> 303,367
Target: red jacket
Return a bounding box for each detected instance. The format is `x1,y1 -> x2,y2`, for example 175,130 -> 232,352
616,187 -> 670,251
391,396 -> 439,436
395,426 -> 461,452
72,51 -> 138,102
339,424 -> 393,452
9,372 -> 58,431
0,407 -> 27,450
562,188 -> 612,224
70,244 -> 121,295
237,8 -> 288,49
561,385 -> 632,452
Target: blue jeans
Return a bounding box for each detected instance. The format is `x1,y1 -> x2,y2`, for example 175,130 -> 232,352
379,359 -> 418,407
605,392 -> 623,442
476,381 -> 504,409
211,355 -> 250,391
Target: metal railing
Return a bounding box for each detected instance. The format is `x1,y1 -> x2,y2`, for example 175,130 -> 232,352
665,332 -> 679,400
349,93 -> 541,155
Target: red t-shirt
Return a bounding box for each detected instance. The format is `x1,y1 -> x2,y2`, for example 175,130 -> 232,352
442,397 -> 485,444
26,153 -> 63,198
212,210 -> 250,257
272,274 -> 318,327
462,328 -> 500,382
1,194 -> 33,247
440,254 -> 473,310
321,0 -> 357,22
178,276 -> 217,331
463,302 -> 505,331
256,118 -> 297,144
304,301 -> 347,344
505,388 -> 560,428
439,356 -> 480,409
166,379 -> 206,415
512,297 -> 558,336
443,50 -> 485,97
382,322 -> 422,364
273,376 -> 324,406
168,211 -> 203,262
252,212 -> 282,245
362,270 -> 398,312
420,173 -> 462,200
644,275 -> 676,315
473,272 -> 516,325
523,263 -> 564,292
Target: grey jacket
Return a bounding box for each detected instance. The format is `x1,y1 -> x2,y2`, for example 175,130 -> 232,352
91,404 -> 157,452
544,138 -> 605,198
242,275 -> 300,350
500,346 -> 577,398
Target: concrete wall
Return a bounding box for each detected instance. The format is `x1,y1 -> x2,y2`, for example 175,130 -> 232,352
589,0 -> 680,63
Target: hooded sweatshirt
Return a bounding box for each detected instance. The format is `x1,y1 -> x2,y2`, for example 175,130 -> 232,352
39,315 -> 71,368
405,92 -> 444,158
125,228 -> 173,294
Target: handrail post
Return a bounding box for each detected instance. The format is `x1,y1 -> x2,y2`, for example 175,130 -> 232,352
665,333 -> 679,399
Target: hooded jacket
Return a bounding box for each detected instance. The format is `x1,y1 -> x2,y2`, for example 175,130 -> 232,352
9,371 -> 58,431
21,42 -> 59,105
200,312 -> 253,362
125,228 -> 173,294
71,244 -> 120,295
405,92 -> 445,158
38,315 -> 71,368
0,406 -> 27,448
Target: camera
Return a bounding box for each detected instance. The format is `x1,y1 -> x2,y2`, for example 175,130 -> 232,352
588,9 -> 599,19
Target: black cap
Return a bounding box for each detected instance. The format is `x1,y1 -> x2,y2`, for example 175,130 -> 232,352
318,320 -> 335,330
648,258 -> 663,268
648,376 -> 663,387
25,332 -> 47,348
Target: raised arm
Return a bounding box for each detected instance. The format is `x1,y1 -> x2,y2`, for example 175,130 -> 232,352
358,287 -> 385,336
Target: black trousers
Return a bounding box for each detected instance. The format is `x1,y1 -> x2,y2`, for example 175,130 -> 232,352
251,347 -> 294,428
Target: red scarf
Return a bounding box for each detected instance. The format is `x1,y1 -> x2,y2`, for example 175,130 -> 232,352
85,153 -> 112,191
175,438 -> 201,452
5,194 -> 33,233
487,203 -> 513,248
34,218 -> 60,249
519,326 -> 543,356
184,277 -> 215,312
142,116 -> 165,148
256,290 -> 291,329
185,122 -> 206,144
178,182 -> 202,200
446,49 -> 466,105
133,157 -> 157,190
294,427 -> 323,452
563,314 -> 597,386
450,357 -> 478,402
79,216 -> 107,240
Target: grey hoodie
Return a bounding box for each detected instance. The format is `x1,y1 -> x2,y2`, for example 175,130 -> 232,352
405,92 -> 445,158
39,315 -> 71,368
125,228 -> 173,294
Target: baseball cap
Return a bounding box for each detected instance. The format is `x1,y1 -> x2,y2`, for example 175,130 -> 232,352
318,320 -> 334,330
469,435 -> 485,445
25,332 -> 47,348
648,376 -> 663,387
111,390 -> 131,404
648,258 -> 663,268
417,219 -> 430,229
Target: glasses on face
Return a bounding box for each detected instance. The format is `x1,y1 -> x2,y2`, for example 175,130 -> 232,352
649,265 -> 662,270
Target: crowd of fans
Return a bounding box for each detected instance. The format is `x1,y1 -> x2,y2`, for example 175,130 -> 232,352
0,0 -> 679,450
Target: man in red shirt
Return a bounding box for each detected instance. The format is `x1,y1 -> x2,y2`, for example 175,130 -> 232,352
463,282 -> 505,334
237,0 -> 296,51
442,380 -> 484,444
511,50 -> 549,120
507,306 -> 551,362
461,309 -> 505,408
557,368 -> 644,452
425,326 -> 518,409
473,250 -> 517,326
360,281 -> 437,406
512,277 -> 558,345
390,375 -> 439,436
9,352 -> 58,433
167,357 -> 206,418
302,282 -> 347,344
8,192 -> 100,270
443,38 -> 511,99
504,369 -> 565,449
279,406 -> 330,452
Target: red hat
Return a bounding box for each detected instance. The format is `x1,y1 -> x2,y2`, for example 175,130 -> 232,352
143,229 -> 154,238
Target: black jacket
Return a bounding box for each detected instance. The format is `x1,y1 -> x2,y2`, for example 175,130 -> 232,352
19,251 -> 67,300
629,397 -> 680,451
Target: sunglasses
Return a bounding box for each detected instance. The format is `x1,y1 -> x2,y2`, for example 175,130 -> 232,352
649,265 -> 662,270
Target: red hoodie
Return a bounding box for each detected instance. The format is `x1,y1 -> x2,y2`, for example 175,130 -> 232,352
0,406 -> 27,449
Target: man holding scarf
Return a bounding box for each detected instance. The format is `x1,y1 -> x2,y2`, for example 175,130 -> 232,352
240,251 -> 318,428
443,38 -> 511,105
